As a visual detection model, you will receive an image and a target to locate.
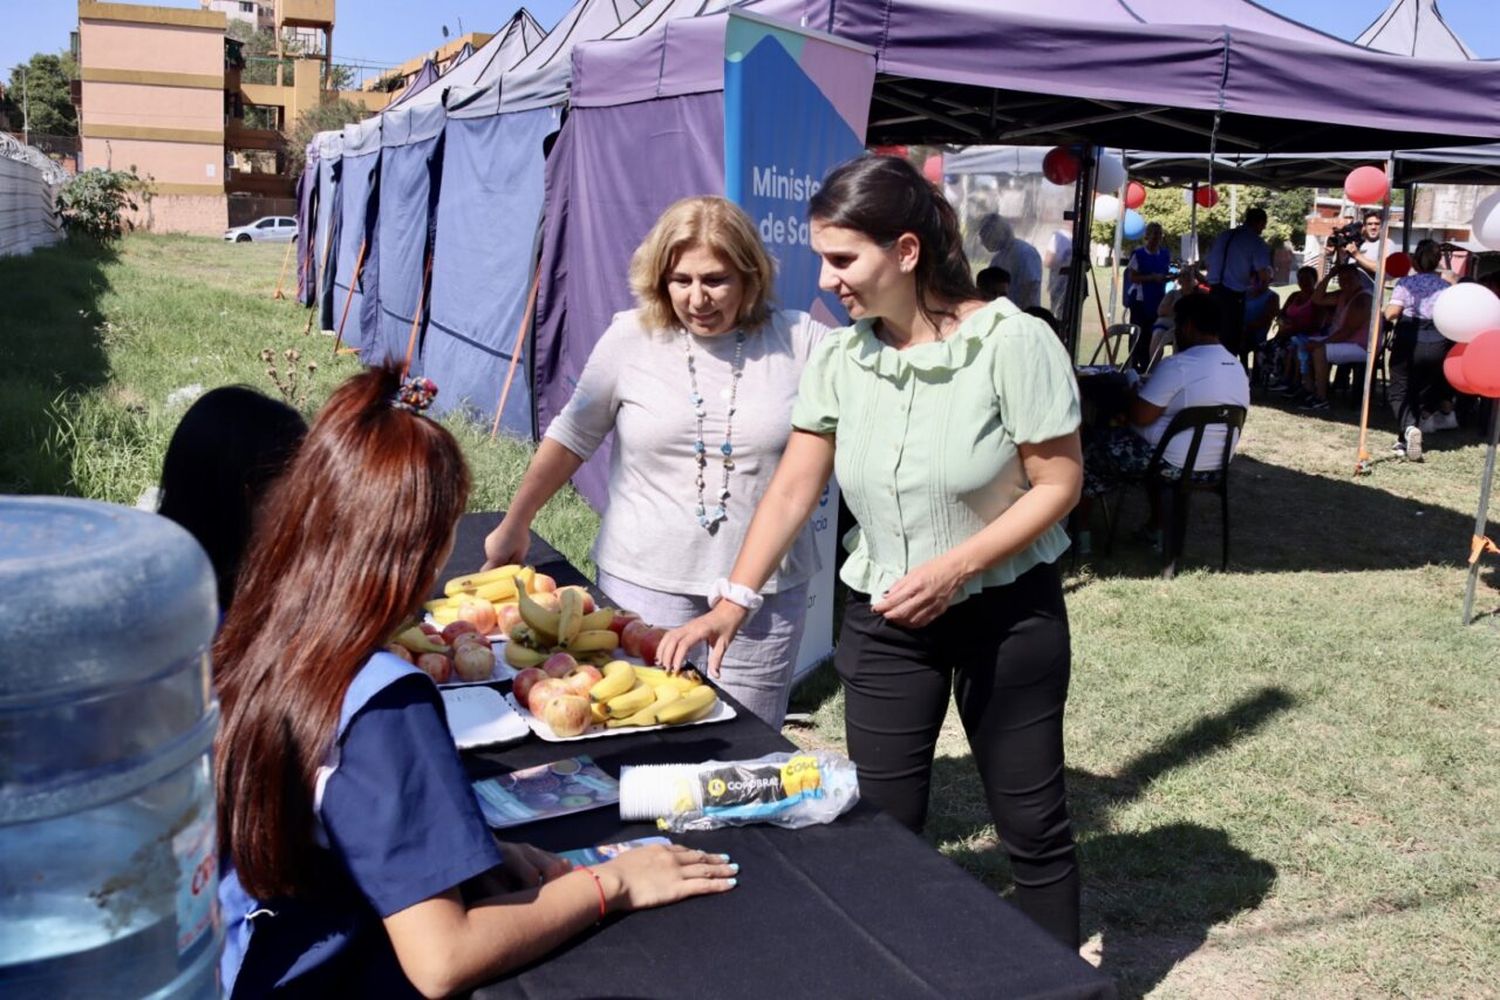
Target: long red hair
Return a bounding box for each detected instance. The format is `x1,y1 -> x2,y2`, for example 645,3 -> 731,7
214,367 -> 470,900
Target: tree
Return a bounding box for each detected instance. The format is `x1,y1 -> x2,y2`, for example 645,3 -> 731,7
1093,183 -> 1315,259
6,52 -> 78,137
59,168 -> 148,242
284,98 -> 370,174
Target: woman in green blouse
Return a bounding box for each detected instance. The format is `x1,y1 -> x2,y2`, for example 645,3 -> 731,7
660,155 -> 1084,947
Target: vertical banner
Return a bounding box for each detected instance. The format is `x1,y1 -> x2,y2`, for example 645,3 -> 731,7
724,12 -> 875,679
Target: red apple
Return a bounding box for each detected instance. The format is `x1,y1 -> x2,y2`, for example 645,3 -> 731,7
637,627 -> 666,667
526,678 -> 571,716
531,573 -> 558,593
512,667 -> 547,706
456,598 -> 498,634
418,622 -> 442,638
530,591 -> 562,614
453,642 -> 496,682
608,610 -> 641,640
558,585 -> 596,614
384,643 -> 415,665
495,603 -> 523,633
543,651 -> 578,679
441,620 -> 483,645
416,652 -> 452,684
621,619 -> 653,659
538,693 -> 592,737
561,663 -> 603,697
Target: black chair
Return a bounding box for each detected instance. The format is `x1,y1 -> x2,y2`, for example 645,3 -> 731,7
1087,323 -> 1139,371
1107,404 -> 1247,579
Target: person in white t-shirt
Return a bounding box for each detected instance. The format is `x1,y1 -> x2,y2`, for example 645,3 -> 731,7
1080,294 -> 1249,542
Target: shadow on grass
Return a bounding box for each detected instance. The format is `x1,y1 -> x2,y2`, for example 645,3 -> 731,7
0,237 -> 117,493
930,686 -> 1291,997
1077,453 -> 1478,578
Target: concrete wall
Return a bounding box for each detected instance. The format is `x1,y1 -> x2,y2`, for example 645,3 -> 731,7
128,193 -> 228,234
0,156 -> 63,257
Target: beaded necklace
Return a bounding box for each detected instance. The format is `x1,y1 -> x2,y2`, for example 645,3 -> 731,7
682,329 -> 746,530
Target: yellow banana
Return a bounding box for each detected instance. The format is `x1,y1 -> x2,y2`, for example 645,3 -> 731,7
605,681 -> 657,719
475,577 -> 519,602
444,564 -> 522,597
431,607 -> 460,626
655,684 -> 718,725
578,608 -> 615,631
517,586 -> 560,644
565,629 -> 618,653
515,566 -> 536,593
606,685 -> 681,727
557,588 -> 584,646
590,701 -> 611,724
503,642 -> 549,668
633,666 -> 703,692
423,597 -> 457,613
588,660 -> 636,702
394,627 -> 449,655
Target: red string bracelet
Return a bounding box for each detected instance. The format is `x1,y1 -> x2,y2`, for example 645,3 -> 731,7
577,865 -> 607,922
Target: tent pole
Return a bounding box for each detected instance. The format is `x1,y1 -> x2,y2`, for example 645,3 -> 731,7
1353,158 -> 1396,476
492,269 -> 542,440
1063,148 -> 1097,362
272,239 -> 295,300
1107,157 -> 1126,326
400,252 -> 435,379
1402,183 -> 1415,253
1462,406 -> 1500,625
1189,182 -> 1199,263
332,239 -> 368,355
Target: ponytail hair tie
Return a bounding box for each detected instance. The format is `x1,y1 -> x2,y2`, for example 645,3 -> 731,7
392,376 -> 438,414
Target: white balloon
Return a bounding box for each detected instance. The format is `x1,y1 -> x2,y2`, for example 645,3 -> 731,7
1094,153 -> 1126,195
1471,190 -> 1500,251
1093,194 -> 1121,223
1432,282 -> 1500,343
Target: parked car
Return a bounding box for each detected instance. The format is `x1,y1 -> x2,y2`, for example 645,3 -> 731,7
224,216 -> 298,243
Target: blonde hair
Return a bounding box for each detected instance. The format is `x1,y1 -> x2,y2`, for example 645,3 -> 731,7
629,196 -> 776,332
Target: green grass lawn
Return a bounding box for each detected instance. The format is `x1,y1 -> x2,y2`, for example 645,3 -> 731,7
6,235 -> 1498,998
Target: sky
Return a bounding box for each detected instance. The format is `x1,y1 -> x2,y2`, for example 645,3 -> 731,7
3,0 -> 1498,85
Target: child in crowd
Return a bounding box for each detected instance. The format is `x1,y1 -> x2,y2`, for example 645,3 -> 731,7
977,265 -> 1011,301
214,368 -> 736,997
157,385 -> 307,613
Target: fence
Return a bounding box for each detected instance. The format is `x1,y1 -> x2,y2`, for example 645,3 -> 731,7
0,134 -> 64,257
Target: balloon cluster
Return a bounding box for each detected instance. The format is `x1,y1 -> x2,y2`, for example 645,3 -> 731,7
1434,282 -> 1500,397
1042,147 -> 1157,243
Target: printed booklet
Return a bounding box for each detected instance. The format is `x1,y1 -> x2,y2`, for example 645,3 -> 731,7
472,755 -> 619,829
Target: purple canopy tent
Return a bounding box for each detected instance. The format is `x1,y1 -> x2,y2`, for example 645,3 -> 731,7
295,139 -> 319,306
534,0 -> 1500,506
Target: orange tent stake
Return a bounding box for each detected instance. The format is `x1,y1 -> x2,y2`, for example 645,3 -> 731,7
272,238 -> 295,300
400,253 -> 436,378
492,270 -> 542,439
332,239 -> 369,355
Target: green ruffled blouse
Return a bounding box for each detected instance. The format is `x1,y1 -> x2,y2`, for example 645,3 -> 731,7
791,297 -> 1081,605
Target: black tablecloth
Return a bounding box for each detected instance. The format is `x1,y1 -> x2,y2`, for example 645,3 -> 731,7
437,513 -> 1115,1000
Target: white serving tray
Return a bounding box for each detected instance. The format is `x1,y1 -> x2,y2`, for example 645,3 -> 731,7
503,691 -> 735,742
442,686 -> 530,749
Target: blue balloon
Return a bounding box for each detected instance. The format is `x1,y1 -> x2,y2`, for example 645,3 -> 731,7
1122,209 -> 1147,240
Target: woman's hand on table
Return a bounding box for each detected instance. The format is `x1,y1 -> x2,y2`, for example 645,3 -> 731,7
871,554 -> 970,628
482,515 -> 531,570
657,602 -> 750,678
598,845 -> 737,913
495,841 -> 573,889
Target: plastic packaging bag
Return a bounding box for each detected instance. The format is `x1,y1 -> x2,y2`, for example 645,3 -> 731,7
619,752 -> 859,832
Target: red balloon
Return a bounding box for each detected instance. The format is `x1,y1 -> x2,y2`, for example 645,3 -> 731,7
1194,185 -> 1220,208
1461,330 -> 1500,398
1124,181 -> 1147,210
1444,342 -> 1475,395
1384,252 -> 1412,278
1042,146 -> 1081,186
1344,165 -> 1389,205
922,154 -> 944,185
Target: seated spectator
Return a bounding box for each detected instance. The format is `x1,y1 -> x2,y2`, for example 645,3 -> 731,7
1266,266 -> 1324,393
977,265 -> 1011,301
1385,239 -> 1457,461
1242,278 -> 1281,385
1148,262 -> 1209,363
1293,264 -> 1373,412
1079,294 -> 1249,548
157,385 -> 307,614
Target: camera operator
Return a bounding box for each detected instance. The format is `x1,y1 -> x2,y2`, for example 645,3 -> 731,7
1327,210 -> 1395,290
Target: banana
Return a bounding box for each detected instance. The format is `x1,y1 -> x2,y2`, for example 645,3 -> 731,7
565,629 -> 618,653
475,577 -> 520,602
557,587 -> 584,647
605,681 -> 657,719
588,660 -> 636,702
503,642 -> 549,669
578,607 -> 615,631
655,684 -> 718,725
517,586 -> 560,645
590,701 -> 611,724
515,566 -> 536,593
431,607 -> 460,626
423,597 -> 457,613
444,564 -> 522,597
394,627 -> 449,655
633,666 -> 703,692
606,685 -> 682,727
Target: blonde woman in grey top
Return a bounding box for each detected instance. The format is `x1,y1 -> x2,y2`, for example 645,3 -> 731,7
484,196 -> 826,727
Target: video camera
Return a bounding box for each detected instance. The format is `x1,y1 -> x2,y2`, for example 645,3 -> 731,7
1325,220 -> 1363,253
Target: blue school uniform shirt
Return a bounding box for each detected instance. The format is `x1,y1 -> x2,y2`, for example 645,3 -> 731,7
219,652 -> 503,997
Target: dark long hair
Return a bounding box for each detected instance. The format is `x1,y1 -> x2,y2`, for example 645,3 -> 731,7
158,386 -> 307,613
809,155 -> 979,328
214,367 -> 471,900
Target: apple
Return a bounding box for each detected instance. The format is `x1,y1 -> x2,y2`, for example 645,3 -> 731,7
621,619 -> 653,659
418,621 -> 442,638
453,642 -> 496,682
558,585 -> 595,614
531,591 -> 562,614
538,693 -> 592,737
495,603 -> 523,633
384,642 -> 415,665
531,573 -> 558,593
561,663 -> 603,697
608,610 -> 641,640
441,620 -> 483,645
512,667 -> 547,706
526,677 -> 571,716
543,651 -> 578,679
638,627 -> 666,667
416,652 -> 452,684
456,597 -> 498,634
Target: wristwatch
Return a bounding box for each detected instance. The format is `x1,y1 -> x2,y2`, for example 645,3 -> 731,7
708,578 -> 764,618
